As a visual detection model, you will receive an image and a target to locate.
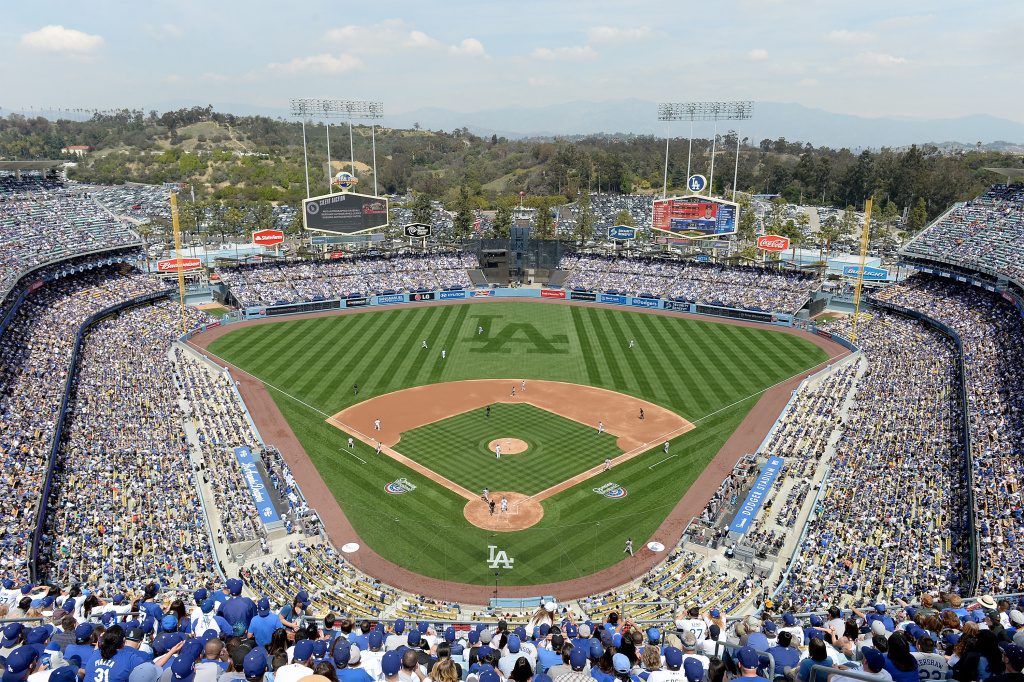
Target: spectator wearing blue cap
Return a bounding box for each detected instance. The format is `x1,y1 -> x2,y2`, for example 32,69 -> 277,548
191,601 -> 230,638
645,647 -> 681,682
242,650 -> 268,682
3,647 -> 41,682
378,651 -> 402,682
247,599 -> 279,649
273,639 -> 314,682
384,621 -> 406,653
831,647 -> 889,682
189,592 -> 210,623
83,627 -> 148,682
337,644 -> 372,682
610,653 -> 640,682
1,624 -> 24,657
499,635 -> 536,678
734,647 -> 769,682
276,598 -> 307,638
63,624 -> 96,668
682,658 -> 704,682
218,580 -> 256,640
348,622 -> 371,653
360,631 -> 384,681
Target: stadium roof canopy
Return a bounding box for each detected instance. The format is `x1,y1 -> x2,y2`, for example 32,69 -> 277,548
983,167 -> 1024,178
0,160 -> 67,172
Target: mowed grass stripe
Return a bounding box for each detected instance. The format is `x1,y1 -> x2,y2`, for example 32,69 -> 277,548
292,314 -> 383,398
601,308 -> 656,398
401,306 -> 457,386
428,304 -> 470,382
570,307 -> 604,385
591,309 -> 630,390
307,312 -> 402,409
367,307 -> 435,393
356,308 -> 433,394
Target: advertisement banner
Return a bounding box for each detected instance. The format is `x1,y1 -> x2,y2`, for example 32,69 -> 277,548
344,296 -> 368,307
630,297 -> 661,309
303,192 -> 389,234
599,294 -> 628,305
375,294 -> 406,305
156,257 -> 202,273
438,290 -> 466,300
842,265 -> 889,281
607,225 -> 637,241
662,301 -> 693,313
410,292 -> 436,302
470,290 -> 495,297
233,446 -> 281,525
252,229 -> 284,247
569,291 -> 597,302
728,456 -> 784,534
540,289 -> 566,299
756,235 -> 790,252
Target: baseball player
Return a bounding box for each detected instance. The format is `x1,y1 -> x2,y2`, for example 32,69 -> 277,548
500,496 -> 508,513
352,383 -> 359,395
486,405 -> 491,418
347,436 -> 354,450
374,418 -> 381,431
604,458 -> 612,471
511,385 -> 516,398
639,408 -> 645,421
624,538 -> 634,556
598,420 -> 604,434
441,348 -> 447,360
663,441 -> 670,454
422,340 -> 428,349
375,440 -> 382,456
521,379 -> 527,392
628,339 -> 635,349
489,500 -> 496,515
495,443 -> 502,459
478,326 -> 484,335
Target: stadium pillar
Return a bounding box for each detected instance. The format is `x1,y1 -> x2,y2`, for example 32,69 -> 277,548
371,123 -> 378,197
326,122 -> 333,194
662,121 -> 671,199
708,120 -> 718,196
301,119 -> 310,199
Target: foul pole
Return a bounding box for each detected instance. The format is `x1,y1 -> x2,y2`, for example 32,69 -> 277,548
169,192 -> 188,336
850,198 -> 873,344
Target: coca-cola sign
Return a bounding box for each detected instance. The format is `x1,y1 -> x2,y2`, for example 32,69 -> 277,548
756,235 -> 790,252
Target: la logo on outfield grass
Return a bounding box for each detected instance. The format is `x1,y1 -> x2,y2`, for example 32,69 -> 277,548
593,482 -> 628,499
487,545 -> 514,569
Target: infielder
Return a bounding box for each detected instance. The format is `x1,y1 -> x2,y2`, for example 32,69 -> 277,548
598,420 -> 604,434
604,458 -> 612,471
374,418 -> 381,431
375,440 -> 382,455
639,408 -> 645,421
521,379 -> 527,392
511,386 -> 516,398
495,443 -> 502,459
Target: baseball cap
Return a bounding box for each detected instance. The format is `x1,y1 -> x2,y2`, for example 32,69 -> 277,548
201,599 -> 215,614
809,615 -> 823,627
1,624 -> 23,648
539,624 -> 551,638
479,671 -> 500,682
683,658 -> 704,682
646,628 -> 660,644
860,647 -> 885,672
479,630 -> 492,645
368,631 -> 383,649
664,647 -> 682,670
507,635 -> 521,654
408,630 -> 421,647
170,655 -> 196,682
312,641 -> 328,660
874,603 -> 887,613
24,628 -> 48,646
709,608 -> 721,618
125,628 -> 145,643
393,619 -> 405,635
333,643 -> 351,668
193,589 -> 209,604
764,622 -> 778,635
162,616 -> 178,633
782,613 -> 796,626
905,607 -> 918,619
444,627 -> 455,643
2,647 -> 38,681
227,579 -> 243,596
589,640 -> 603,660
418,621 -> 429,634
50,667 -> 78,682
1002,643 -> 1024,671
243,650 -> 268,680
565,624 -> 577,639
74,623 -> 94,645
1011,610 -> 1024,626
612,654 -> 631,674
128,663 -> 162,682
534,675 -> 552,682
257,598 -> 270,616
1,579 -> 13,590
112,595 -> 127,605
294,640 -> 315,662
467,631 -> 479,645
381,651 -> 401,677
569,647 -> 588,671
871,620 -> 889,636
736,646 -> 760,670
579,624 -> 592,639
682,632 -> 697,649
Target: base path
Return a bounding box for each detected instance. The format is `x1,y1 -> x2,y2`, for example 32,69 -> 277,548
187,297 -> 851,602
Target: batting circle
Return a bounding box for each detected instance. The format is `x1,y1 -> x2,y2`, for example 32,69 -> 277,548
464,492 -> 544,531
488,438 -> 529,455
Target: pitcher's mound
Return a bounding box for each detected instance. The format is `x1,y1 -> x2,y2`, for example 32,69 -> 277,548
488,438 -> 528,455
465,492 -> 544,531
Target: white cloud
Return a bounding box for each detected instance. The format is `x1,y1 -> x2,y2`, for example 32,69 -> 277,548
266,53 -> 362,75
798,78 -> 819,86
406,30 -> 440,49
586,26 -> 651,43
825,29 -> 876,44
201,72 -> 228,82
748,48 -> 769,60
531,45 -> 598,61
21,25 -> 104,53
856,51 -> 908,66
161,74 -> 184,85
449,38 -> 486,57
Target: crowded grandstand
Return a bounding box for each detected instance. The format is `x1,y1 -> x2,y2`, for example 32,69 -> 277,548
1,166 -> 1024,682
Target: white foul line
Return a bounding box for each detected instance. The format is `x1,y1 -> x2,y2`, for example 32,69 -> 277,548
648,453 -> 678,469
339,447 -> 368,465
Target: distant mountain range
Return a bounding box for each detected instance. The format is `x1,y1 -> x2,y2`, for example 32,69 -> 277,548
384,100 -> 1024,150
7,99 -> 1024,151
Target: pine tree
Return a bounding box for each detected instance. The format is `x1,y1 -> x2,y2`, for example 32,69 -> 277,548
575,188 -> 594,244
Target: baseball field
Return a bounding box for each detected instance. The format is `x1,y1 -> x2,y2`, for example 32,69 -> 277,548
202,300 -> 830,588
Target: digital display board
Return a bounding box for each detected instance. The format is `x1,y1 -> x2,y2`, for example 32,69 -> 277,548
303,192 -> 389,235
652,195 -> 739,238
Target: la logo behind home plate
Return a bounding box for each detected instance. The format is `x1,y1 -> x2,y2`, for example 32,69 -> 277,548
487,545 -> 514,569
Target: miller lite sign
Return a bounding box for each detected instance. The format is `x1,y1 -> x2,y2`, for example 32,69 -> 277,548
756,235 -> 790,252
252,229 -> 284,247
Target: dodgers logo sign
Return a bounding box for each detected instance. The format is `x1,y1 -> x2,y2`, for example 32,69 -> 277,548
728,456 -> 784,534
593,482 -> 628,499
233,447 -> 281,524
687,174 -> 708,193
487,545 -> 514,569
384,478 -> 417,495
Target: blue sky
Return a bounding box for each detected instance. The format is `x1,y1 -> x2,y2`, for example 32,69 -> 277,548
3,0 -> 1022,122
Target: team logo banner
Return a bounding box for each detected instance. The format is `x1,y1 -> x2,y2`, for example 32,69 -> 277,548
385,478 -> 417,495
593,482 -> 628,499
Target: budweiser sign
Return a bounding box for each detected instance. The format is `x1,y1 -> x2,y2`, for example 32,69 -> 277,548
252,229 -> 284,246
156,257 -> 202,273
756,235 -> 790,252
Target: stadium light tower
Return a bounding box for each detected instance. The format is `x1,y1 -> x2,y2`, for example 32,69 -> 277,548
290,99 -> 385,198
657,101 -> 753,200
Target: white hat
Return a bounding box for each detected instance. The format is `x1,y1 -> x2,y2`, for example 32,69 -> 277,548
544,601 -> 557,612
978,595 -> 997,610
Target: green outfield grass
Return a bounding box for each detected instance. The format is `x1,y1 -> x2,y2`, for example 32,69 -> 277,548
207,301 -> 828,586
393,403 -> 621,495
